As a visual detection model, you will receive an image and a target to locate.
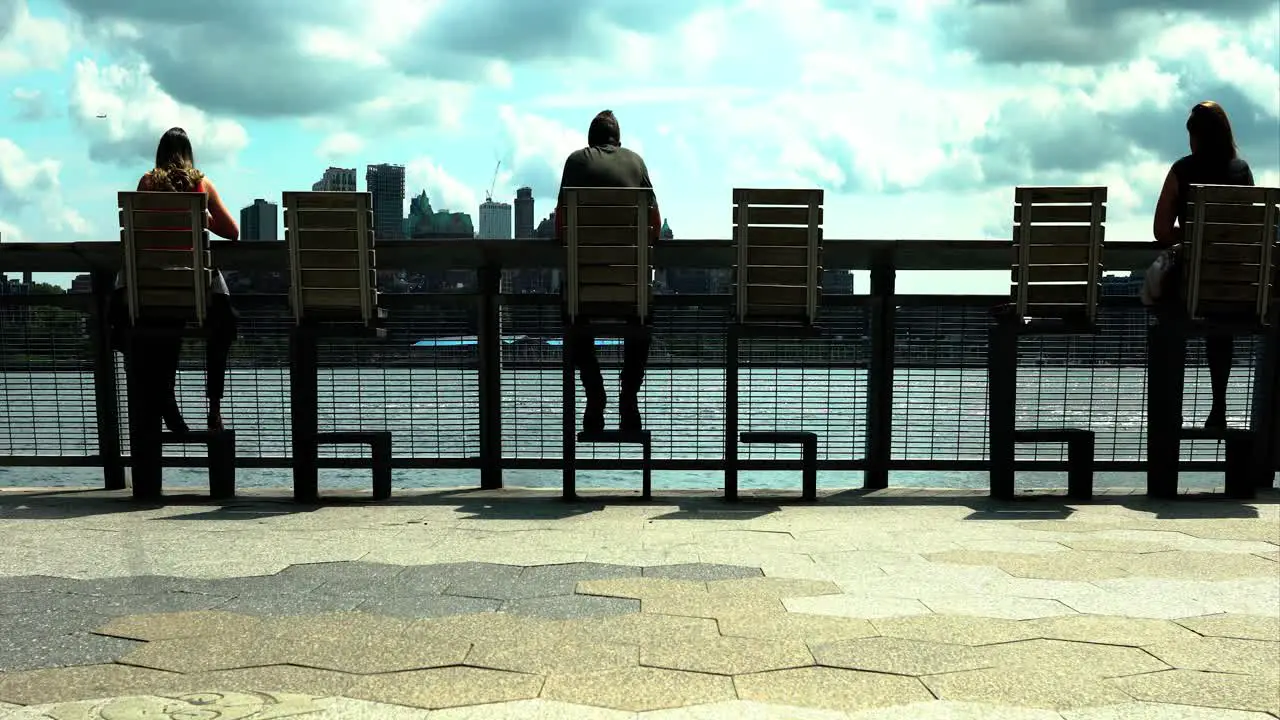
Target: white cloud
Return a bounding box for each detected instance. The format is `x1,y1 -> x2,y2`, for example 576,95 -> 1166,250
68,59 -> 248,167
316,132 -> 365,161
0,218 -> 23,242
0,0 -> 72,74
405,157 -> 478,215
10,87 -> 51,120
0,138 -> 90,239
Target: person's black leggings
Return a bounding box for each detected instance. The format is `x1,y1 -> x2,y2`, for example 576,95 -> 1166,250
569,319 -> 651,403
113,291 -> 238,424
1206,335 -> 1234,412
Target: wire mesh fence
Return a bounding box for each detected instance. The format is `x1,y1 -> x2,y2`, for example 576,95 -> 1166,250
0,286 -> 1272,478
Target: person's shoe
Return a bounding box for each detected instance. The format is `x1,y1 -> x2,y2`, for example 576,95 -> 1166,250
619,395 -> 643,433
583,394 -> 606,433
1204,405 -> 1227,431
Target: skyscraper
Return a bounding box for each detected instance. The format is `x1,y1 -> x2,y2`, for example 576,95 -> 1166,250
478,201 -> 513,240
312,166 -> 357,191
514,187 -> 534,239
239,199 -> 279,241
366,164 -> 406,240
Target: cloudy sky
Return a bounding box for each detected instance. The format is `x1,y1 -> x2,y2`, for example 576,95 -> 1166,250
1,0 -> 1277,292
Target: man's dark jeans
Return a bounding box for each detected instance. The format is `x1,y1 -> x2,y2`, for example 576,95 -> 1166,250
569,319 -> 651,430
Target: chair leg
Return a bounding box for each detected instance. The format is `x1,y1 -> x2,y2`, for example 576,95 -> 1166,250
1066,435 -> 1094,500
1224,435 -> 1256,500
208,431 -> 237,500
802,439 -> 818,501
371,437 -> 392,501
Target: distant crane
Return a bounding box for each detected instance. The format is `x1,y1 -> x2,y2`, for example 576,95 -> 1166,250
484,160 -> 501,203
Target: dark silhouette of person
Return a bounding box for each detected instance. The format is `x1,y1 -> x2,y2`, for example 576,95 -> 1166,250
555,110 -> 661,432
112,127 -> 240,433
1151,101 -> 1255,430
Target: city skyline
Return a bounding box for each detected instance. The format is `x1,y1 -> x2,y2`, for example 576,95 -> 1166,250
1,0 -> 1276,294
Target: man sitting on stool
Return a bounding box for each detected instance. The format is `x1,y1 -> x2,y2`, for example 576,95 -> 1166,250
556,109 -> 661,432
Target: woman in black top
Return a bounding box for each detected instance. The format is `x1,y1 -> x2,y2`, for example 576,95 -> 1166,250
1151,101 -> 1255,429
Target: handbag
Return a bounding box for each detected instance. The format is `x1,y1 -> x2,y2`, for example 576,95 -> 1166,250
1141,244 -> 1183,307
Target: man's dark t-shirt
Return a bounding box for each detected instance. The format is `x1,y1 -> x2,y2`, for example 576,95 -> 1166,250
555,145 -> 660,240
1171,154 -> 1254,228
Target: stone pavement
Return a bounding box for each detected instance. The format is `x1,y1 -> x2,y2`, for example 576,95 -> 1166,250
0,486 -> 1276,719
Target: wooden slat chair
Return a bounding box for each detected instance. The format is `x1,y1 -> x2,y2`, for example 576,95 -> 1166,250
988,186 -> 1107,500
1146,184 -> 1280,499
282,191 -> 391,502
724,188 -> 824,501
561,187 -> 656,500
283,191 -> 380,326
119,191 -> 212,326
119,191 -> 237,500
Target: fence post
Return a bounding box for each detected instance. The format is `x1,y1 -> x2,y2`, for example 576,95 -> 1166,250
477,263 -> 503,489
89,270 -> 125,490
863,251 -> 896,489
1249,307 -> 1280,486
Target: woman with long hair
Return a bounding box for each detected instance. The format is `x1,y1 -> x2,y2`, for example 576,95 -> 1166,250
1149,101 -> 1255,429
113,127 -> 240,432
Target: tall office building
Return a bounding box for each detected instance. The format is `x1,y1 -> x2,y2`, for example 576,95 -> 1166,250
514,187 -> 535,239
312,166 -> 357,192
239,199 -> 279,241
366,164 -> 406,240
478,201 -> 513,240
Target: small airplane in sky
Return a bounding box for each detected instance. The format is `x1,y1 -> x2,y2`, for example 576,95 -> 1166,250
95,113 -> 107,119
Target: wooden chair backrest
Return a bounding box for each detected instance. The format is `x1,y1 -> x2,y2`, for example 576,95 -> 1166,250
1184,184 -> 1280,323
282,191 -> 377,325
733,188 -> 823,324
1011,186 -> 1106,323
563,187 -> 654,322
118,191 -> 210,325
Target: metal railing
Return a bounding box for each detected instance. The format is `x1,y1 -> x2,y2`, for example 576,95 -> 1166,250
1,239 -> 1275,489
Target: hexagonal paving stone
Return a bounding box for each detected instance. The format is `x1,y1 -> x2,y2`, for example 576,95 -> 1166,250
577,577 -> 708,600
215,592 -> 364,617
542,666 -> 735,712
373,562 -> 522,598
1060,539 -> 1174,554
95,610 -> 263,641
504,594 -> 639,619
0,575 -> 82,594
346,666 -> 543,710
1177,614 -> 1280,642
813,636 -> 993,676
640,635 -> 813,675
12,691 -> 327,719
554,612 -> 720,645
704,577 -> 842,600
179,665 -> 357,698
783,594 -> 932,619
519,562 -> 643,592
924,666 -> 1134,711
977,638 -> 1171,679
274,624 -> 472,674
920,593 -> 1076,620
643,563 -> 763,581
432,698 -> 635,720
120,630 -> 289,673
872,614 -> 1039,646
413,611 -> 559,645
846,700 -> 1069,719
467,636 -> 638,674
1144,636 -> 1280,676
0,664 -> 188,705
926,550 -> 1130,582
719,611 -> 878,643
1061,702 -> 1280,719
1123,552 -> 1280,581
735,666 -> 932,714
354,593 -> 500,618
1026,615 -> 1201,647
1110,669 -> 1280,716
641,698 -> 852,719
0,631 -> 141,672
642,593 -> 783,620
